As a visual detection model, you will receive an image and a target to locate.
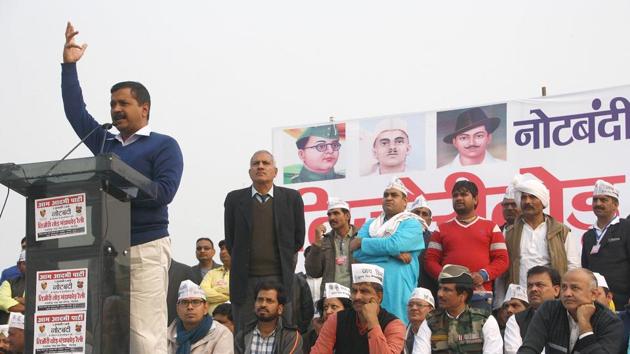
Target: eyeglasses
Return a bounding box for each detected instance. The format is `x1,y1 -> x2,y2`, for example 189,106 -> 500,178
304,142 -> 342,152
177,299 -> 206,307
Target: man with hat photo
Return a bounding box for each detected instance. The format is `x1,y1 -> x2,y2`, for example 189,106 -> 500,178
310,264 -> 407,354
350,177 -> 425,323
440,106 -> 504,168
167,280 -> 233,354
284,124 -> 345,184
416,264 -> 503,353
581,179 -> 630,308
305,197 -> 357,297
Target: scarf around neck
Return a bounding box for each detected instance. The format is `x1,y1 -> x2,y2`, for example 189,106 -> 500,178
176,315 -> 213,354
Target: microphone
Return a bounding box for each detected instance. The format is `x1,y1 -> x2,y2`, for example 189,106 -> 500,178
44,123 -> 114,176
99,123 -> 114,154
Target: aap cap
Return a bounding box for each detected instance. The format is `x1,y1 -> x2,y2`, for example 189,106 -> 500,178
503,284 -> 528,304
327,197 -> 350,212
503,184 -> 516,201
409,195 -> 431,213
8,312 -> 24,330
352,263 -> 384,286
512,174 -> 550,208
18,250 -> 25,263
0,325 -> 8,337
178,280 -> 206,301
324,282 -> 351,299
593,180 -> 619,200
438,264 -> 473,288
296,124 -> 340,148
386,177 -> 410,197
593,272 -> 609,289
408,287 -> 435,308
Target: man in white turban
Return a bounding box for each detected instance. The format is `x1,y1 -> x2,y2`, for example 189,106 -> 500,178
504,174 -> 580,288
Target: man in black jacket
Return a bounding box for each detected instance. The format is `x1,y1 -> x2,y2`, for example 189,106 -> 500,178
581,180 -> 630,308
225,150 -> 305,331
517,268 -> 624,354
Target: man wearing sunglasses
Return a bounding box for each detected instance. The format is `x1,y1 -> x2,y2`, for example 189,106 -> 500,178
287,124 -> 345,184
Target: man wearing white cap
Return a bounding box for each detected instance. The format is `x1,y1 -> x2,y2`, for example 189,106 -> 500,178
305,198 -> 357,296
504,174 -> 580,289
504,266 -> 560,354
350,178 -> 425,323
409,196 -> 439,295
167,280 -> 233,354
0,251 -> 26,324
592,272 -> 615,311
404,288 -> 434,354
365,118 -> 412,175
497,284 -> 529,335
7,312 -> 23,354
501,184 -> 521,231
311,264 -> 406,354
581,179 -> 630,308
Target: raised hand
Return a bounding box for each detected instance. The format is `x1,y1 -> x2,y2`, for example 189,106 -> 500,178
63,22 -> 88,63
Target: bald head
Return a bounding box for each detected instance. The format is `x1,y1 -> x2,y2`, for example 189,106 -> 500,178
560,268 -> 598,316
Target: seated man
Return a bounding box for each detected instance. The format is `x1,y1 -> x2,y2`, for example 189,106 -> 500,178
497,284 -> 529,336
504,266 -> 560,354
416,264 -> 503,353
235,281 -> 302,354
212,303 -> 234,334
0,251 -> 25,325
7,313 -> 24,354
593,272 -> 615,311
311,264 -> 406,354
517,268 -> 624,354
405,288 -> 434,354
167,280 -> 233,354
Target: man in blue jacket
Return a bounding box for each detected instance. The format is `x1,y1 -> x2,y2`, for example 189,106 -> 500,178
62,22 -> 183,354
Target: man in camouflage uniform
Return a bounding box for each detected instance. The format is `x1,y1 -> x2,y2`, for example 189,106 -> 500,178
414,264 -> 503,353
284,124 -> 345,183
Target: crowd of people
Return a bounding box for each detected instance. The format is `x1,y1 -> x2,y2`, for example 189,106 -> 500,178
2,21 -> 630,354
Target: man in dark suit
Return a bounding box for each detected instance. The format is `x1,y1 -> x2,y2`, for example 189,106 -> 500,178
225,150 -> 305,331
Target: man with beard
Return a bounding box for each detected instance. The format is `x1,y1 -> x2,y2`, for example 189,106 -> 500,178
581,180 -> 630,308
442,107 -> 501,167
235,281 -> 302,354
350,177 -> 425,323
310,264 -> 407,354
286,125 -> 344,183
305,198 -> 356,296
504,266 -> 560,354
368,118 -> 412,175
504,174 -> 580,289
61,23 -> 184,353
415,264 -> 503,353
425,180 -> 508,310
517,268 -> 624,354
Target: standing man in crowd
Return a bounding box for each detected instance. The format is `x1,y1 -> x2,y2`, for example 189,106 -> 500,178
225,150 -> 305,331
581,179 -> 630,308
305,197 -> 356,296
442,107 -> 501,167
351,178 -> 424,323
505,174 -> 580,289
287,124 -> 344,183
416,265 -> 503,353
0,238 -> 25,285
409,195 -> 438,295
193,238 -> 221,283
200,240 -> 231,314
424,180 -> 509,310
311,264 -> 407,354
504,265 -> 561,354
62,22 -> 184,353
235,281 -> 302,354
500,184 -> 520,231
369,118 -> 412,175
517,268 -> 624,354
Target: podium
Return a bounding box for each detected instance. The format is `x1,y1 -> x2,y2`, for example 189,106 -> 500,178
0,154 -> 156,354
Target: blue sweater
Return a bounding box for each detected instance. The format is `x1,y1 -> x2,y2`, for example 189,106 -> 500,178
61,63 -> 183,246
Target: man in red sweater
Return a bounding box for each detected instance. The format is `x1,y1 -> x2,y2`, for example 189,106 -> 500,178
424,180 -> 509,310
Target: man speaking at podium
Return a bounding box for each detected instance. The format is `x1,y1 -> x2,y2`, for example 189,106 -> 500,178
60,22 -> 184,354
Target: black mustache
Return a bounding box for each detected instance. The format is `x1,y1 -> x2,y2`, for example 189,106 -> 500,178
465,145 -> 481,149
112,112 -> 125,121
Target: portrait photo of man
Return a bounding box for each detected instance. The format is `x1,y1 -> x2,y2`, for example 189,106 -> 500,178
360,114 -> 426,176
436,104 -> 507,168
283,123 -> 346,184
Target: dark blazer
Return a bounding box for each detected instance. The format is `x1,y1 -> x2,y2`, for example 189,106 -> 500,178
224,185 -> 305,305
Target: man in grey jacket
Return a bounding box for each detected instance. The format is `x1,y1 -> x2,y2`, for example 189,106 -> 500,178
305,198 -> 356,296
517,268 -> 624,354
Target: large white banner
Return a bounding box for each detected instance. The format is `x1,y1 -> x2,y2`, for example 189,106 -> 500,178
273,86 -> 630,251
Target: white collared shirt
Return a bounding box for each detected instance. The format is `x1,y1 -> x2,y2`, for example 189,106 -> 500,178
592,216 -> 620,242
112,125 -> 152,147
251,185 -> 274,202
518,218 -> 581,287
